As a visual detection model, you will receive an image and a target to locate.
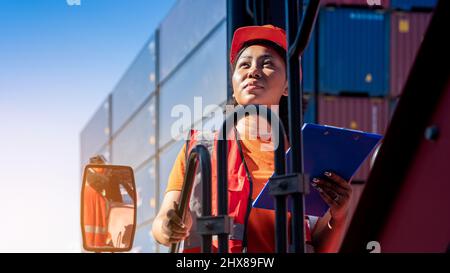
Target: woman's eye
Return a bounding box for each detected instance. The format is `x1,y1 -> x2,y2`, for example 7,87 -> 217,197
263,61 -> 273,66
239,62 -> 250,68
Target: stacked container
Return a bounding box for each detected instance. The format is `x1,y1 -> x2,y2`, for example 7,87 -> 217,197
390,12 -> 432,97
79,95 -> 111,168
321,0 -> 389,9
301,29 -> 316,93
390,0 -> 437,10
302,0 -> 435,187
320,0 -> 437,10
318,7 -> 390,96
318,96 -> 389,181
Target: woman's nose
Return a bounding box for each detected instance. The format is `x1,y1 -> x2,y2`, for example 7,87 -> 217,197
248,65 -> 261,79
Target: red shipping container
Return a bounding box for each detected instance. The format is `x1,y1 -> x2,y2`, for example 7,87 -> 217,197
318,96 -> 389,182
321,0 -> 389,8
390,12 -> 432,97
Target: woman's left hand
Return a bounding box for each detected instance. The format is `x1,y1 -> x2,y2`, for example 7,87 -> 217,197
311,172 -> 352,222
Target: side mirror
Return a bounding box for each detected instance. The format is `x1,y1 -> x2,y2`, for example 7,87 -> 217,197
81,164 -> 137,252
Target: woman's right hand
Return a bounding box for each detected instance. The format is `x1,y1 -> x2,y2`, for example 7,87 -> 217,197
159,201 -> 191,244
152,191 -> 193,246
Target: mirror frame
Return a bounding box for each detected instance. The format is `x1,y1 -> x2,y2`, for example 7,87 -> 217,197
80,164 -> 137,253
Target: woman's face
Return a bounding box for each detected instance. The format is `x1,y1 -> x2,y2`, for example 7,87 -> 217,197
232,44 -> 288,106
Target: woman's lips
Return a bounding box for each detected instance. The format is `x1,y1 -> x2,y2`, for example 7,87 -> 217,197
243,84 -> 264,93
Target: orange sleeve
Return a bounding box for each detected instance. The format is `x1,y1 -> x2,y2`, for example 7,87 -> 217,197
165,143 -> 187,193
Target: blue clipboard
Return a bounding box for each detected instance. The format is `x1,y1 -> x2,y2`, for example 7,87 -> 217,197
252,123 -> 382,216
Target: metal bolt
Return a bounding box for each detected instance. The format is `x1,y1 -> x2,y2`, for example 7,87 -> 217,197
205,222 -> 214,230
424,125 -> 439,141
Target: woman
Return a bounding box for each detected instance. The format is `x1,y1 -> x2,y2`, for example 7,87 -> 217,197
152,25 -> 352,253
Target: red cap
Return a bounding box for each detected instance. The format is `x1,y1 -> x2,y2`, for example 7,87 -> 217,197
230,25 -> 287,65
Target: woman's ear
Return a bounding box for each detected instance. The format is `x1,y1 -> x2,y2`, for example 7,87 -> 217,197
282,81 -> 288,96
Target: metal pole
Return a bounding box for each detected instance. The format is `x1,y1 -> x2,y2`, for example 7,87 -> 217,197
286,0 -> 306,254
217,130 -> 229,253
198,146 -> 212,253
271,106 -> 288,253
274,197 -> 288,253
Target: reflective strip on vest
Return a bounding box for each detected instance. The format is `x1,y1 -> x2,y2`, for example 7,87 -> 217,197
84,225 -> 108,234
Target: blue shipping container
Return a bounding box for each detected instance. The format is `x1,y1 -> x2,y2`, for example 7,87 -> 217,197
303,95 -> 317,123
301,28 -> 316,93
391,0 -> 437,11
319,8 -> 390,96
301,3 -> 318,93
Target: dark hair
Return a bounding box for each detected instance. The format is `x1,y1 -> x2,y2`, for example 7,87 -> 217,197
229,39 -> 308,141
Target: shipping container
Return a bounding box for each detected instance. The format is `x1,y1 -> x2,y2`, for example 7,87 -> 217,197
390,12 -> 432,97
112,35 -> 157,134
318,95 -> 390,181
159,0 -> 226,82
80,95 -> 111,165
321,0 -> 389,8
303,94 -> 318,123
390,0 -> 437,11
112,96 -> 156,169
301,27 -> 316,93
319,7 -> 390,97
158,140 -> 184,206
300,2 -> 317,94
132,222 -> 158,253
159,23 -> 227,148
134,160 -> 157,225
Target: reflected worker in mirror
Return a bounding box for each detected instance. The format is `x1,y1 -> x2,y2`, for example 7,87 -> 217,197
84,155 -> 113,248
83,155 -> 136,250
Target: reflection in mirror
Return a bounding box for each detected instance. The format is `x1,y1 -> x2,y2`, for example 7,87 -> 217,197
82,165 -> 136,251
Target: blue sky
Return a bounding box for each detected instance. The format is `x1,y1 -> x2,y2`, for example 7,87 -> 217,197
0,0 -> 175,252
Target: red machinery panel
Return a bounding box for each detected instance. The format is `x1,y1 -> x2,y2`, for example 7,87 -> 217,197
379,80 -> 450,252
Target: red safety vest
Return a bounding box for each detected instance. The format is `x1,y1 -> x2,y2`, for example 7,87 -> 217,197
181,129 -> 313,253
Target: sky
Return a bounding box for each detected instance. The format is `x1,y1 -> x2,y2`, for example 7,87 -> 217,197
0,0 -> 175,252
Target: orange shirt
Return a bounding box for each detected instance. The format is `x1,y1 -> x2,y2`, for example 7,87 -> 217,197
166,134 -> 287,252
239,137 -> 280,253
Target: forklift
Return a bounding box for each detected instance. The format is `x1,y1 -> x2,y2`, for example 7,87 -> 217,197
80,0 -> 450,253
